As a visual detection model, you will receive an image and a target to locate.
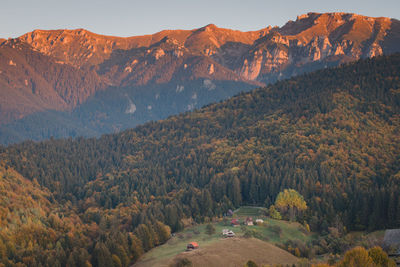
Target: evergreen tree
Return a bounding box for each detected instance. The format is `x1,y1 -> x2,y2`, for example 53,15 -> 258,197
135,224 -> 155,251
92,242 -> 113,267
232,176 -> 242,207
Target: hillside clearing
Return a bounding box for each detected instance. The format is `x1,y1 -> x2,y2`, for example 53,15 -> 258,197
134,207 -> 314,267
135,237 -> 298,267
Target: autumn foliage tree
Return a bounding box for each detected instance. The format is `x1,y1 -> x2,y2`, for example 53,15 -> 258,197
337,246 -> 396,267
368,246 -> 396,267
274,189 -> 307,221
268,205 -> 282,220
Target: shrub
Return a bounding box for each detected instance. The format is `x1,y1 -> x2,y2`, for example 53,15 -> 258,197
269,225 -> 282,236
244,260 -> 258,267
336,247 -> 374,267
205,224 -> 216,235
170,257 -> 192,267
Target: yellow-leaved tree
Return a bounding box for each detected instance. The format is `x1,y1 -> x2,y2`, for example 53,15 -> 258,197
274,189 -> 307,221
336,246 -> 396,267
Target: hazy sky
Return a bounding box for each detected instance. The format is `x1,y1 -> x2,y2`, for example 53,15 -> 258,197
1,0 -> 399,38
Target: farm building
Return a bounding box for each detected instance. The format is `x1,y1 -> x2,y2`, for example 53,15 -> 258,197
245,217 -> 254,226
383,229 -> 400,256
231,219 -> 240,226
226,230 -> 235,237
186,242 -> 199,250
222,229 -> 235,237
255,219 -> 264,224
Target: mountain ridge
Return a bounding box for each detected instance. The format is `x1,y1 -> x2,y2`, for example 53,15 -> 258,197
16,12 -> 399,77
1,12 -> 400,144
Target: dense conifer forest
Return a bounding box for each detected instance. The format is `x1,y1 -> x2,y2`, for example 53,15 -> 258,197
0,54 -> 399,266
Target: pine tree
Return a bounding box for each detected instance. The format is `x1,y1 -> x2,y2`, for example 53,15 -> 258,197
232,176 -> 242,207
153,221 -> 171,244
135,224 -> 155,251
92,242 -> 113,267
129,234 -> 143,262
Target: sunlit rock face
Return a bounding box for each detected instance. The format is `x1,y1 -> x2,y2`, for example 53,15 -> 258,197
17,12 -> 398,86
233,12 -> 397,82
0,12 -> 398,132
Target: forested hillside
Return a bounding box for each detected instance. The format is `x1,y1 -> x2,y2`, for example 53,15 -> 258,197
0,54 -> 399,266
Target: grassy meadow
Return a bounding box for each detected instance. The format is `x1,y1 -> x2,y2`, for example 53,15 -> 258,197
134,206 -> 314,266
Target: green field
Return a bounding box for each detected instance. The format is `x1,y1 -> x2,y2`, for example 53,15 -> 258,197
232,207 -> 314,244
134,206 -> 315,266
233,206 -> 268,217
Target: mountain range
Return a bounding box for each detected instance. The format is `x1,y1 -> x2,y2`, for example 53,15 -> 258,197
1,12 -> 400,144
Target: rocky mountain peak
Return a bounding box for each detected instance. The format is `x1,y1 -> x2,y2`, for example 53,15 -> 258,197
1,12 -> 399,134
200,24 -> 218,31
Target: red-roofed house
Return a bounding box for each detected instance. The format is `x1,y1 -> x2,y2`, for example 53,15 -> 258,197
231,219 -> 240,226
186,242 -> 199,250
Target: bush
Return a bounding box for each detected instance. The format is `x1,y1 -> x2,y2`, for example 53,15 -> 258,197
205,224 -> 216,235
368,246 -> 396,267
177,234 -> 184,239
284,239 -> 311,258
269,205 -> 282,220
268,225 -> 282,236
262,236 -> 270,242
243,230 -> 253,238
243,229 -> 262,239
170,257 -> 192,267
244,260 -> 258,267
336,246 -> 373,267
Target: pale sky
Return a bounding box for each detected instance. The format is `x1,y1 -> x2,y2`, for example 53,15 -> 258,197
1,0 -> 399,38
